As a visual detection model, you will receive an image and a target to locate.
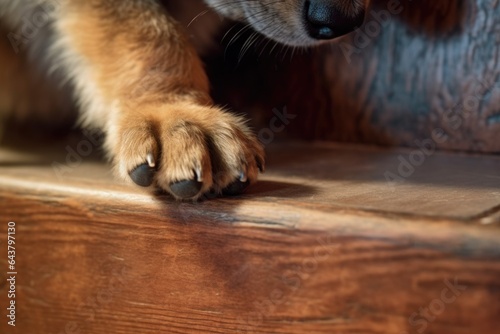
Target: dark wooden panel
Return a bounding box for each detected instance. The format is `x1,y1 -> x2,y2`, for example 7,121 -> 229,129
208,0 -> 500,153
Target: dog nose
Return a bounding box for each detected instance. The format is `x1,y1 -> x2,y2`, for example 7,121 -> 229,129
303,0 -> 365,40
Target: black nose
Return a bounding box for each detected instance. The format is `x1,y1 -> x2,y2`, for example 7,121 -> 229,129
303,0 -> 365,40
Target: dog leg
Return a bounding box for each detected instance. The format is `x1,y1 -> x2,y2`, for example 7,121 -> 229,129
50,0 -> 264,199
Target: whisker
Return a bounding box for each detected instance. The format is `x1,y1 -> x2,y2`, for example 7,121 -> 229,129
187,10 -> 210,28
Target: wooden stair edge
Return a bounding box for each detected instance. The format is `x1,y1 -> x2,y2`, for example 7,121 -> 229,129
0,142 -> 499,334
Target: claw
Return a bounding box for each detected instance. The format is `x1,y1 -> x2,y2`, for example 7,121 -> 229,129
146,152 -> 156,168
129,163 -> 156,187
239,171 -> 248,183
195,168 -> 203,182
256,156 -> 265,173
222,179 -> 250,196
170,179 -> 203,199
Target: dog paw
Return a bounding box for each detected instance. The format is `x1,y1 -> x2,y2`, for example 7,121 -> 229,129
111,101 -> 265,200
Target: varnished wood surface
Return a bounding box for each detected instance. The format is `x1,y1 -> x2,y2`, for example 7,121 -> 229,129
0,142 -> 499,334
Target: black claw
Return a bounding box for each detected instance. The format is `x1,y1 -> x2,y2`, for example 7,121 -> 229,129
222,180 -> 251,197
170,179 -> 203,199
203,188 -> 220,200
129,163 -> 156,187
256,156 -> 265,173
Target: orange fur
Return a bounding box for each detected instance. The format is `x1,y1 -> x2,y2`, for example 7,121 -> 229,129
0,0 -> 265,200
0,0 -> 368,199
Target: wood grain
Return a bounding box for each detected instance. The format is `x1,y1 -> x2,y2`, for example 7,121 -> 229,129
208,0 -> 500,153
0,142 -> 499,334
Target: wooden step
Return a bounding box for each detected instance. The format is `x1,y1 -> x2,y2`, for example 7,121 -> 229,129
0,141 -> 499,334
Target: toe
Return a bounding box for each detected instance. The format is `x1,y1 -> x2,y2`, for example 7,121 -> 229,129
222,179 -> 251,196
129,163 -> 156,187
169,179 -> 204,199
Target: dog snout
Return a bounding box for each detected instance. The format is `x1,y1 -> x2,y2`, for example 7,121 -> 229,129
303,0 -> 365,40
